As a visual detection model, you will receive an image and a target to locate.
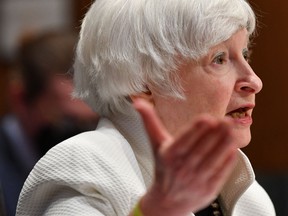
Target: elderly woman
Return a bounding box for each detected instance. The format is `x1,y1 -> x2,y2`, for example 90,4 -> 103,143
16,0 -> 275,215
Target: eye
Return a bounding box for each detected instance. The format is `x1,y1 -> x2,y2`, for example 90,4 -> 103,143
212,52 -> 226,65
243,48 -> 251,62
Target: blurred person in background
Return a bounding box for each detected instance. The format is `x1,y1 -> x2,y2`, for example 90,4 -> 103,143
0,31 -> 99,216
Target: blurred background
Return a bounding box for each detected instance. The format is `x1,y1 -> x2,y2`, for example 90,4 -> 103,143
0,1 -> 97,216
0,0 -> 287,215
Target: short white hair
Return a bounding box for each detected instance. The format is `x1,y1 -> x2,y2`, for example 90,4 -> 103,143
73,0 -> 256,116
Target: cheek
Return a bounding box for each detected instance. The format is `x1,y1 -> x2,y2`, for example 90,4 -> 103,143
183,83 -> 232,118
209,91 -> 231,116
153,76 -> 234,133
153,97 -> 195,135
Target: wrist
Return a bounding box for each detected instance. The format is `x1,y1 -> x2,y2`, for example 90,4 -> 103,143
138,187 -> 190,216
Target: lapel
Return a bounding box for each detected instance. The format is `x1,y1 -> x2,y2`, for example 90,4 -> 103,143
219,150 -> 255,215
109,110 -> 154,188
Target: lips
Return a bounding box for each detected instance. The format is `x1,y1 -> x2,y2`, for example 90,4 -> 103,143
225,105 -> 254,125
226,107 -> 249,119
226,103 -> 255,127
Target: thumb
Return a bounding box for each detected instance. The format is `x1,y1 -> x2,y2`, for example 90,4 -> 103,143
133,98 -> 172,152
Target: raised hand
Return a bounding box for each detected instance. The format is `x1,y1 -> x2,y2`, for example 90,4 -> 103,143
133,98 -> 238,216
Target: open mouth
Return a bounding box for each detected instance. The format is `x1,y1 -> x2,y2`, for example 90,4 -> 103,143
226,107 -> 249,119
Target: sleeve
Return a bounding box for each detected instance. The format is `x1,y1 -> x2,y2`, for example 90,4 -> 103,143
17,183 -> 114,216
16,131 -> 145,216
16,139 -> 117,216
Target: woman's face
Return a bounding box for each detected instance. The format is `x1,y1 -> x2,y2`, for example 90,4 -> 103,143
151,28 -> 262,148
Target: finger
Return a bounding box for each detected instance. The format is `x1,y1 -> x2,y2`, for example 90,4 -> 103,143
157,121 -> 227,195
194,124 -> 237,179
177,145 -> 236,202
165,115 -> 218,163
181,151 -> 236,206
172,121 -> 234,181
133,98 -> 172,152
203,150 -> 237,197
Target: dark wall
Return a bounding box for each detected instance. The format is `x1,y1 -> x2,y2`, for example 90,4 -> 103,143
73,0 -> 93,29
242,1 -> 288,215
244,0 -> 288,171
0,62 -> 10,117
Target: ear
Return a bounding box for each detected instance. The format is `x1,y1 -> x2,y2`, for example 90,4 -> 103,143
130,86 -> 154,105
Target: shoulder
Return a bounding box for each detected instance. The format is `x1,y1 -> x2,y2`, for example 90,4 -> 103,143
44,118 -> 135,166
17,118 -> 146,215
34,118 -> 141,181
24,117 -> 146,193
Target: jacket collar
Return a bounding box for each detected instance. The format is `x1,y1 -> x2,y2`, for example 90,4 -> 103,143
219,150 -> 255,215
109,109 -> 154,188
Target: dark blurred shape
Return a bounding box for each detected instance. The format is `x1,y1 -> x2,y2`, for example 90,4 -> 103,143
0,58 -> 11,117
19,32 -> 76,103
256,173 -> 288,216
0,31 -> 99,216
0,182 -> 6,216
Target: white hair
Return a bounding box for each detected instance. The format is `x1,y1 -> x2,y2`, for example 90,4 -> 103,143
73,0 -> 256,116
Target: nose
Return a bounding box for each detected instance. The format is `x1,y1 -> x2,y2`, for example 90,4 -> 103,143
235,63 -> 263,94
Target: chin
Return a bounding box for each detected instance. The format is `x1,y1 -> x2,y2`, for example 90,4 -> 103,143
233,129 -> 251,149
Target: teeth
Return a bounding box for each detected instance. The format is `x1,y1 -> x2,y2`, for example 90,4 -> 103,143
231,112 -> 246,118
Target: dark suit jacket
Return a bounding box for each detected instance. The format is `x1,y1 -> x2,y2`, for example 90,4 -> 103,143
0,118 -> 33,216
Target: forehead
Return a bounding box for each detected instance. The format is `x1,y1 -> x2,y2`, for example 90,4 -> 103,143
208,28 -> 249,52
176,29 -> 250,71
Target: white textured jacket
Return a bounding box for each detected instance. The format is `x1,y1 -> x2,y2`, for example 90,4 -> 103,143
16,112 -> 275,216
